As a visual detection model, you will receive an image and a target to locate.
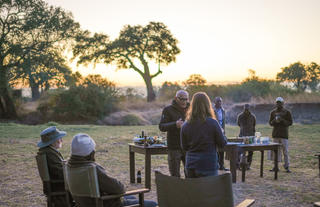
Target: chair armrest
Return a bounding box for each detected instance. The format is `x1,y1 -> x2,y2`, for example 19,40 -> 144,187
51,179 -> 65,184
236,199 -> 255,207
314,201 -> 320,207
100,188 -> 150,200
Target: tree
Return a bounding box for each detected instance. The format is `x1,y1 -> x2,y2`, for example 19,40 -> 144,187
277,62 -> 320,92
305,62 -> 320,92
276,62 -> 307,91
0,0 -> 79,118
73,22 -> 180,102
183,74 -> 207,96
11,48 -> 73,100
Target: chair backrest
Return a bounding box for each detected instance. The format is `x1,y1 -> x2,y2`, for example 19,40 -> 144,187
36,153 -> 50,182
63,162 -> 100,198
155,171 -> 234,207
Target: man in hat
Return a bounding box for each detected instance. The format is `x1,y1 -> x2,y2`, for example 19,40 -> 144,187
67,133 -> 157,207
213,96 -> 229,171
269,97 -> 293,173
159,90 -> 189,177
237,104 -> 256,169
37,126 -> 72,206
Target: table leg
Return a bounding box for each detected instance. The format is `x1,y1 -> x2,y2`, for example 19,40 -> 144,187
260,150 -> 264,177
274,148 -> 278,180
130,150 -> 135,183
145,153 -> 151,189
230,145 -> 238,183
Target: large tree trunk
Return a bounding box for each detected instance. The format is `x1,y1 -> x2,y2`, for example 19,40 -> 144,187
0,68 -> 17,119
143,74 -> 156,102
31,85 -> 40,101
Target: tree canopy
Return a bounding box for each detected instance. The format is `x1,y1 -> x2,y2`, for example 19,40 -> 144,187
0,0 -> 79,118
73,21 -> 180,102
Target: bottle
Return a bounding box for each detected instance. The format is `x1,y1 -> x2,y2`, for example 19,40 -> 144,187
141,130 -> 144,138
137,170 -> 142,183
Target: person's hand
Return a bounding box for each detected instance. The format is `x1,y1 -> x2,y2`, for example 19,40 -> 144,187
176,119 -> 184,128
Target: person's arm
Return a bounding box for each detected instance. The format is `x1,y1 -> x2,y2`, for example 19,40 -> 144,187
281,110 -> 293,127
213,120 -> 227,148
180,124 -> 188,151
269,111 -> 276,126
97,165 -> 126,195
159,107 -> 177,132
46,151 -> 64,180
252,114 -> 256,133
237,114 -> 241,127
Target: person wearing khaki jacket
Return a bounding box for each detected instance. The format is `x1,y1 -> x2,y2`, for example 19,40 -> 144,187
37,126 -> 73,207
269,97 -> 293,173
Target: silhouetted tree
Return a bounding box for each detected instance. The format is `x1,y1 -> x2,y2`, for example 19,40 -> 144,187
73,22 -> 180,102
0,0 -> 79,118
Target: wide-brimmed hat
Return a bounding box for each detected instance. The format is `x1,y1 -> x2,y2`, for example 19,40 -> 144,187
37,126 -> 67,148
71,133 -> 96,156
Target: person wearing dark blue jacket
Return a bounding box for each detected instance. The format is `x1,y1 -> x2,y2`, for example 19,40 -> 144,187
181,92 -> 227,178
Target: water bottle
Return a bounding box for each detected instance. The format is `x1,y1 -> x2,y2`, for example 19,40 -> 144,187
137,170 -> 142,183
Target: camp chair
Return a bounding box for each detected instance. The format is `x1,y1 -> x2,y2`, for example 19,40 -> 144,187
315,153 -> 320,177
155,171 -> 255,207
62,161 -> 149,207
314,201 -> 320,207
35,154 -> 71,207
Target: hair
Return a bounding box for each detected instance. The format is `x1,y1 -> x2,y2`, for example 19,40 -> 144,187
186,92 -> 216,123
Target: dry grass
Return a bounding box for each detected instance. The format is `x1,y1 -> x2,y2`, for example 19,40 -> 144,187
0,123 -> 319,206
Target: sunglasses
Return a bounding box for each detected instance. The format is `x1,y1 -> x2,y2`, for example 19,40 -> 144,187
177,97 -> 188,102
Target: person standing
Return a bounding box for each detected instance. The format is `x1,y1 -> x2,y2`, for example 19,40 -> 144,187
237,104 -> 256,169
37,126 -> 73,207
159,90 -> 189,177
181,92 -> 227,178
213,96 -> 229,171
269,97 -> 293,173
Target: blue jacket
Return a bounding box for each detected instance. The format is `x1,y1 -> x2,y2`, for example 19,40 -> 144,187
180,118 -> 227,170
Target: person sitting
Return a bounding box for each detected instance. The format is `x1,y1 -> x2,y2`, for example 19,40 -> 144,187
67,133 -> 157,207
181,92 -> 227,178
37,126 -> 73,207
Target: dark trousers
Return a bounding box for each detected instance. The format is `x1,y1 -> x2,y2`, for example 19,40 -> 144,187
218,151 -> 225,169
168,149 -> 186,177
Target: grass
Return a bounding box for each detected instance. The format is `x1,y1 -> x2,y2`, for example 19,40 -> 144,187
0,123 -> 320,206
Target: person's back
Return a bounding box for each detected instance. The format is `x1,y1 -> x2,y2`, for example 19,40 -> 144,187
67,154 -> 124,207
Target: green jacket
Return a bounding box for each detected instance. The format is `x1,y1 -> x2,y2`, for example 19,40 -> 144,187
237,111 -> 256,137
37,146 -> 65,194
67,155 -> 125,207
269,107 -> 293,139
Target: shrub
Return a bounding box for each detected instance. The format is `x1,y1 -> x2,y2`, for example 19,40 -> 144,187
38,75 -> 119,122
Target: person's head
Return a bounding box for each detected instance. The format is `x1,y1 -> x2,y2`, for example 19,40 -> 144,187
37,126 -> 66,149
174,90 -> 189,109
244,104 -> 250,112
186,92 -> 216,123
71,133 -> 96,160
275,97 -> 284,109
214,96 -> 223,108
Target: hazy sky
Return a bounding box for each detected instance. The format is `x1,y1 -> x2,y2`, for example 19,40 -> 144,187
45,0 -> 320,86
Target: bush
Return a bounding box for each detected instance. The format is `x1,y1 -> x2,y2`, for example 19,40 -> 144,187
38,75 -> 119,122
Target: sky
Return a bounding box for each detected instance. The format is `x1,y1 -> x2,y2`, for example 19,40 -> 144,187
45,0 -> 320,86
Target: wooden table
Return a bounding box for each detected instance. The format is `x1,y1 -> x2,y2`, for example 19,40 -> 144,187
129,142 -> 280,188
129,144 -> 168,189
225,142 -> 281,183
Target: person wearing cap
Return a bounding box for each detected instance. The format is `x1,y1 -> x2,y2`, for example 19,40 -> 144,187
37,126 -> 72,207
269,97 -> 293,173
67,133 -> 157,207
237,104 -> 256,169
213,96 -> 229,171
159,90 -> 189,177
